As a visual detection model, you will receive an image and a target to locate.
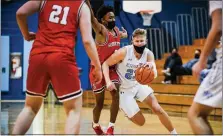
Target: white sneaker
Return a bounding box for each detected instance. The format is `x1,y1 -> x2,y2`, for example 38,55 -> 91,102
162,70 -> 171,76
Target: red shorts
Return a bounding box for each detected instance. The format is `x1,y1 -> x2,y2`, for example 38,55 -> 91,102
89,65 -> 120,93
26,53 -> 82,102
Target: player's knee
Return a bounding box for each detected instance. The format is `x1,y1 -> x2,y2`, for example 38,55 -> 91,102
25,106 -> 37,115
188,106 -> 197,119
111,91 -> 119,101
131,112 -> 145,126
187,107 -> 197,122
137,119 -> 145,126
151,105 -> 163,115
132,117 -> 145,126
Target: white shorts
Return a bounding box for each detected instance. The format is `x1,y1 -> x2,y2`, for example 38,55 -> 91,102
119,85 -> 154,118
209,1 -> 222,15
194,57 -> 222,108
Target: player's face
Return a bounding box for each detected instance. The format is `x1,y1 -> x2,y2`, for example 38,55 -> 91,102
103,12 -> 115,22
102,12 -> 116,29
132,35 -> 147,47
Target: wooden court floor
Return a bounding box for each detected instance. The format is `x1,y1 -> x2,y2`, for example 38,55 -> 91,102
1,102 -> 222,135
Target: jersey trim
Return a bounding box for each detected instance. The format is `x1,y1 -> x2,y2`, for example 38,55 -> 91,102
77,0 -> 85,25
40,0 -> 46,13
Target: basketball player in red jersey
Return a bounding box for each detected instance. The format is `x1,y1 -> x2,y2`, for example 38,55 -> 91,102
86,1 -> 128,135
12,0 -> 102,135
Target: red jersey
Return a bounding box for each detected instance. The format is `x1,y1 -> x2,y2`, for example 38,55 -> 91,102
31,0 -> 84,56
96,27 -> 121,64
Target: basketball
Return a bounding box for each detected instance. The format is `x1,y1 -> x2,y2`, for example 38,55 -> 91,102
135,66 -> 155,85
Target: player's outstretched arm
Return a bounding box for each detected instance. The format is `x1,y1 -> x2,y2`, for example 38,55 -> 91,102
16,1 -> 41,41
146,51 -> 157,78
85,0 -> 106,36
119,27 -> 128,39
192,8 -> 222,77
79,3 -> 102,84
102,47 -> 126,85
199,9 -> 222,63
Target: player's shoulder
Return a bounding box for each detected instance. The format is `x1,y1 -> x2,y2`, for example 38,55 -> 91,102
144,48 -> 154,57
145,47 -> 152,53
120,44 -> 131,50
119,45 -> 129,52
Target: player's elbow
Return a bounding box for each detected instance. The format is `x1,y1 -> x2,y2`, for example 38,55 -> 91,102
216,28 -> 222,37
212,23 -> 222,36
102,61 -> 108,69
82,39 -> 93,47
16,8 -> 27,17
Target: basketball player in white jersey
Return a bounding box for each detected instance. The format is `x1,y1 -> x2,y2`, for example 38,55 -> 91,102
102,28 -> 177,134
187,1 -> 222,134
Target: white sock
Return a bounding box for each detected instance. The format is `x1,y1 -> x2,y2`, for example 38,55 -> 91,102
170,128 -> 177,135
108,122 -> 115,128
93,122 -> 100,128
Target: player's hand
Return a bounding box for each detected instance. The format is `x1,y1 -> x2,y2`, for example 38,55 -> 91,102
121,27 -> 127,34
142,62 -> 153,69
24,32 -> 36,41
93,67 -> 102,84
192,61 -> 207,77
120,27 -> 127,38
106,80 -> 117,91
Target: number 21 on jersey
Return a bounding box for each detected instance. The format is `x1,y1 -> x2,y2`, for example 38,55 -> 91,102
49,5 -> 70,25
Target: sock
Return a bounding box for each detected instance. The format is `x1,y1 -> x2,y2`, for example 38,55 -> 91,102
108,122 -> 115,128
92,122 -> 100,128
170,128 -> 177,135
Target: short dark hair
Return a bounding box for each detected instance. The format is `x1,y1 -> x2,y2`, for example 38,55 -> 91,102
96,5 -> 114,23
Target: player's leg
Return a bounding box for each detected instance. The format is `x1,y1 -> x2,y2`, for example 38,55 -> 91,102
48,52 -> 83,134
93,90 -> 105,124
119,87 -> 145,126
12,54 -> 49,134
105,83 -> 120,134
187,102 -> 214,134
89,65 -> 106,134
109,83 -> 119,122
143,93 -> 176,133
188,59 -> 222,134
137,85 -> 177,134
91,88 -> 105,135
106,71 -> 120,134
12,96 -> 44,134
128,111 -> 145,126
63,95 -> 82,134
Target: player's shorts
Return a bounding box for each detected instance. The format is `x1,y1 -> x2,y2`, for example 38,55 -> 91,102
26,52 -> 82,102
89,65 -> 120,94
119,84 -> 154,118
194,56 -> 222,108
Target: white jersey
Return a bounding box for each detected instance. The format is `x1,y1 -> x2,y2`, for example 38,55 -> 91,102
209,1 -> 222,56
117,45 -> 151,89
209,1 -> 222,15
194,1 -> 222,108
